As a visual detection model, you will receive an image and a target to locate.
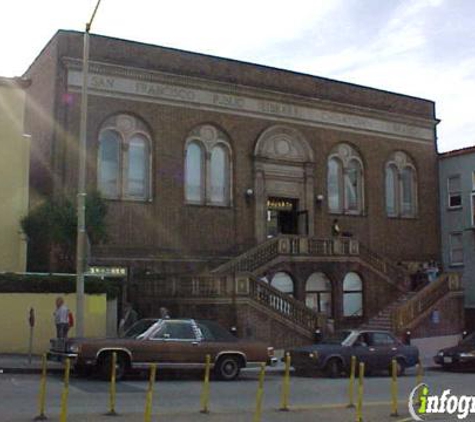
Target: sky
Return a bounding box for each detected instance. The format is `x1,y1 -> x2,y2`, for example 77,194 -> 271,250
2,0 -> 474,152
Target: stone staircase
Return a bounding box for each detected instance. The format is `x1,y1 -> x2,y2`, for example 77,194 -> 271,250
360,273 -> 463,335
359,292 -> 417,331
211,235 -> 410,292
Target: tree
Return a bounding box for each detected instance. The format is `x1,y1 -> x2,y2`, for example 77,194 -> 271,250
21,192 -> 108,272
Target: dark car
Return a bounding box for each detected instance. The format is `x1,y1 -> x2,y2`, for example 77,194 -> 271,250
434,332 -> 475,371
287,329 -> 419,377
48,318 -> 276,381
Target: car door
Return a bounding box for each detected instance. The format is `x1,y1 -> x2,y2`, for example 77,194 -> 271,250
351,332 -> 374,368
367,332 -> 399,370
155,320 -> 202,366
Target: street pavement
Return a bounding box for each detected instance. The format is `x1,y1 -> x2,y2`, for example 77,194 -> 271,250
0,354 -> 471,422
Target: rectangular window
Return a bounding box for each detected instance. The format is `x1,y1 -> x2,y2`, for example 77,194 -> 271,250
449,232 -> 464,266
448,175 -> 462,209
472,194 -> 475,226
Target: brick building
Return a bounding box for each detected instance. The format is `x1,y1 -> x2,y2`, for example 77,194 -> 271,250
23,30 -> 462,346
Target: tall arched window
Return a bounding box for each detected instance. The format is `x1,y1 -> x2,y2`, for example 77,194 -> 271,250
305,272 -> 332,315
98,114 -> 152,200
185,142 -> 204,203
184,125 -> 232,206
210,145 -> 229,205
327,144 -> 364,215
343,272 -> 363,317
328,158 -> 342,213
385,152 -> 417,218
385,164 -> 398,216
98,130 -> 120,198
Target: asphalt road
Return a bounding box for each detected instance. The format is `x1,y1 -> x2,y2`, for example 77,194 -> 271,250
0,366 -> 474,421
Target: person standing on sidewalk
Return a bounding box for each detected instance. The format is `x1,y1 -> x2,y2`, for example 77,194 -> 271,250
54,296 -> 70,338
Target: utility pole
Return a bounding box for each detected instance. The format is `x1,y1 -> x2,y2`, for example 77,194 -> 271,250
76,0 -> 103,337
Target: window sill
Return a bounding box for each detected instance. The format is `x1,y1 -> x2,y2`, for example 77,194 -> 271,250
102,196 -> 153,203
328,211 -> 366,217
449,263 -> 464,268
447,206 -> 463,211
185,202 -> 233,209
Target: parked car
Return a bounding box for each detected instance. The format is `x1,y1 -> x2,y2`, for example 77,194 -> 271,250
287,329 -> 419,377
434,332 -> 475,371
48,318 -> 276,380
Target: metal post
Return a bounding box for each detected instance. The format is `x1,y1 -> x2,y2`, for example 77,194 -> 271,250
76,0 -> 102,338
34,354 -> 48,421
347,355 -> 356,408
390,359 -> 399,417
200,354 -> 211,413
279,353 -> 291,411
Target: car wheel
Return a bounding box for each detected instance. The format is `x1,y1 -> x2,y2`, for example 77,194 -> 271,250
100,353 -> 127,381
325,358 -> 342,378
215,356 -> 241,381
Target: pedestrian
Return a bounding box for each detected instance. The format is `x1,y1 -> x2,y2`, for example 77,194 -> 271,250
331,219 -> 341,237
54,296 -> 70,338
426,260 -> 439,283
159,307 -> 170,319
118,302 -> 139,336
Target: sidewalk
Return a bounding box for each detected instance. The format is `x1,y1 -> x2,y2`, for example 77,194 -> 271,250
0,353 -> 63,374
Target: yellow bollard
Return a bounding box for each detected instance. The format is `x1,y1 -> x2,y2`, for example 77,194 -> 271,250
347,355 -> 357,408
355,362 -> 364,422
144,364 -> 157,422
279,353 -> 291,411
415,360 -> 424,405
200,354 -> 211,414
59,358 -> 71,422
252,363 -> 266,422
34,353 -> 48,421
106,352 -> 118,416
390,359 -> 399,417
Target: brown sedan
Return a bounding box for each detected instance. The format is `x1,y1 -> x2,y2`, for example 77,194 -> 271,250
48,319 -> 276,380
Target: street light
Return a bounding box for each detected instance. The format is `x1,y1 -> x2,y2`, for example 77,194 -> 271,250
76,0 -> 103,337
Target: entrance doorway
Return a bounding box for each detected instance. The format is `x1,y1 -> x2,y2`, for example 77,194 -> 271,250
267,197 -> 303,237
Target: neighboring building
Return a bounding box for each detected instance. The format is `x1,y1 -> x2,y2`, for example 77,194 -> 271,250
0,76 -> 30,272
23,30 -> 462,346
439,147 -> 475,331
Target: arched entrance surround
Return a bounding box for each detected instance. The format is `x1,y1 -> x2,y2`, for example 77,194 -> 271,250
254,125 -> 315,242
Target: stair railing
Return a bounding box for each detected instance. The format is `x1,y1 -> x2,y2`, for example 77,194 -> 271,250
139,272 -> 327,334
391,272 -> 462,332
244,274 -> 327,333
212,235 -> 409,293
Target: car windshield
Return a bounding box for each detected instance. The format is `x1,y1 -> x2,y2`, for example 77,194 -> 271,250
122,319 -> 158,338
322,330 -> 352,345
197,320 -> 238,342
460,332 -> 475,346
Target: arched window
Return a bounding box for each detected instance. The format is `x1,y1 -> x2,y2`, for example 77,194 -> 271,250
328,158 -> 342,213
185,142 -> 204,203
127,134 -> 149,198
97,114 -> 151,200
210,145 -> 229,205
327,144 -> 364,215
271,272 -> 294,296
305,272 -> 332,315
385,152 -> 417,218
98,130 -> 120,198
184,125 -> 232,206
343,272 -> 363,317
385,164 -> 398,216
